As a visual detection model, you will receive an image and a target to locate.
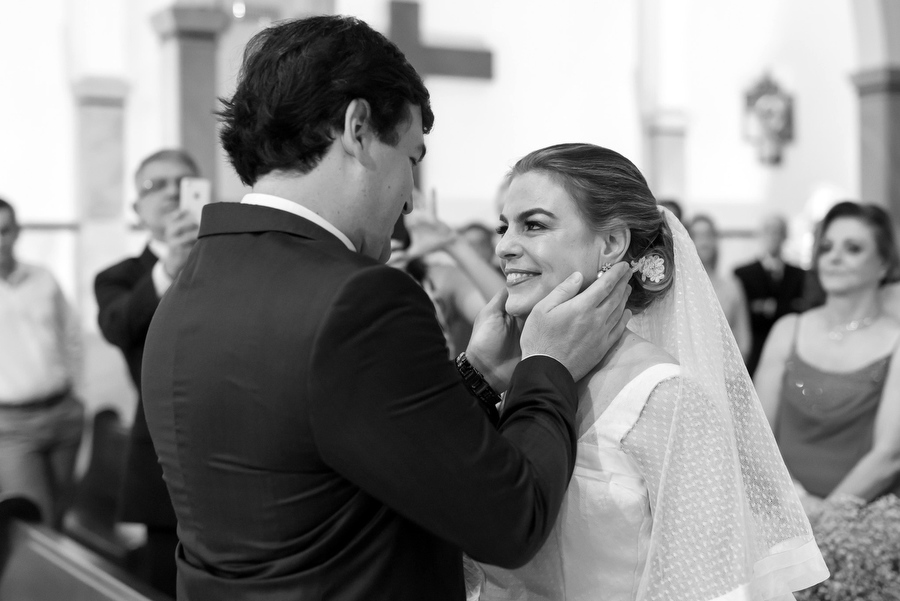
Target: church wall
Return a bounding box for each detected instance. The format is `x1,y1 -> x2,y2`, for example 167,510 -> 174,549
0,1 -> 867,288
330,0 -> 859,270
338,0 -> 643,227
0,0 -> 77,299
681,0 -> 858,270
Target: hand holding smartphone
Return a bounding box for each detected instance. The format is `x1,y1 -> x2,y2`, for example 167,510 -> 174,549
179,177 -> 211,224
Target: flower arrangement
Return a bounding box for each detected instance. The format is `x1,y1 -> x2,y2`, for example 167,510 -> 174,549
795,494 -> 900,601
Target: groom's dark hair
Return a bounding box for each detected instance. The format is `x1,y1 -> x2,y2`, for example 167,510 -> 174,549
218,15 -> 434,186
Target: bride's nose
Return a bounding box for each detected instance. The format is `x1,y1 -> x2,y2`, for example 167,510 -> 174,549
495,230 -> 521,260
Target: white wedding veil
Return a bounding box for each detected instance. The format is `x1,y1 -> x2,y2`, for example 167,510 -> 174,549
621,207 -> 829,600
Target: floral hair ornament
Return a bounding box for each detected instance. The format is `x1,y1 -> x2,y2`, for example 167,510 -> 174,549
630,254 -> 665,284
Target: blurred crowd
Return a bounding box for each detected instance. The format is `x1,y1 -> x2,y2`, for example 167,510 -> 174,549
2,148 -> 900,598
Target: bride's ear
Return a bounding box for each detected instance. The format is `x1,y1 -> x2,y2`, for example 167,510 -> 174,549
598,226 -> 631,268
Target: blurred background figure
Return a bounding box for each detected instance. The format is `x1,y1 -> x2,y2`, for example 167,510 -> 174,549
389,201 -> 504,356
0,197 -> 85,529
658,198 -> 684,223
387,216 -> 456,355
754,201 -> 900,504
688,214 -> 752,361
458,222 -> 499,270
94,148 -> 201,598
734,214 -> 809,376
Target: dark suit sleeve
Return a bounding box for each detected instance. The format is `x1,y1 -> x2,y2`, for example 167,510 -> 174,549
308,265 -> 578,569
95,260 -> 161,350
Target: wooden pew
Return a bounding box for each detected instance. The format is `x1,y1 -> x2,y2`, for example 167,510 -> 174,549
0,495 -> 171,601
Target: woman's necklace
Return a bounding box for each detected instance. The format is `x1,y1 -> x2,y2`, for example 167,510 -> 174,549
827,315 -> 879,341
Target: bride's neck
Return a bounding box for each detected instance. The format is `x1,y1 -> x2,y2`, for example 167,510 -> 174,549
592,327 -> 632,374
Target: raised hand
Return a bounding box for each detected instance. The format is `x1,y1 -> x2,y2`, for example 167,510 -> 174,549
162,209 -> 200,279
406,217 -> 457,260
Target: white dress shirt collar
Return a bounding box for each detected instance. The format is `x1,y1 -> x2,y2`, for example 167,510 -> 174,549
240,193 -> 356,252
148,238 -> 169,261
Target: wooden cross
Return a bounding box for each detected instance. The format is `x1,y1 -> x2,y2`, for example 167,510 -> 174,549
389,1 -> 493,80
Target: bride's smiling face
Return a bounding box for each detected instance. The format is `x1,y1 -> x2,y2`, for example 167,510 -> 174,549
496,171 -> 605,318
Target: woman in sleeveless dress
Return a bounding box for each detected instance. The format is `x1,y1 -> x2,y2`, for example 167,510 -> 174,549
471,144 -> 828,601
754,201 -> 900,502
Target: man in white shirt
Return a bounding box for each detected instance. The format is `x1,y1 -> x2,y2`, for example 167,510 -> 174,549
0,197 -> 84,528
94,148 -> 200,597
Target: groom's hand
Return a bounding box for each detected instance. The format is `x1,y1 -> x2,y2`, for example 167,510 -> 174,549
520,263 -> 632,382
465,288 -> 521,393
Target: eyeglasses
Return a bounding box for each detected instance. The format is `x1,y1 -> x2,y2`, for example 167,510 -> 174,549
139,176 -> 185,198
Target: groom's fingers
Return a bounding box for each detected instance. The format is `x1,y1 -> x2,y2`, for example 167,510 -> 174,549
573,262 -> 632,309
532,272 -> 584,313
483,286 -> 509,313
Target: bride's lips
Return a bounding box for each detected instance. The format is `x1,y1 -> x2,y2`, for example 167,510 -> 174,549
504,269 -> 540,286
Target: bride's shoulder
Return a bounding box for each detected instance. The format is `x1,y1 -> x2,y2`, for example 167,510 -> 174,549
581,336 -> 678,400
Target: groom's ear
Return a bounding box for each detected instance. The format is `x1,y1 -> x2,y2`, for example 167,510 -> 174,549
598,226 -> 631,267
339,99 -> 375,163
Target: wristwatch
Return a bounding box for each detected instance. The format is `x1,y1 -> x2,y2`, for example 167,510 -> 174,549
455,352 -> 501,425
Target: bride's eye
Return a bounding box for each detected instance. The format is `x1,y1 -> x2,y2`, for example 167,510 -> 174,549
495,224 -> 508,235
524,220 -> 545,231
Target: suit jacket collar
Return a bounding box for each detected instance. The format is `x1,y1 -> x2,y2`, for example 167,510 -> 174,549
139,245 -> 158,270
199,202 -> 353,250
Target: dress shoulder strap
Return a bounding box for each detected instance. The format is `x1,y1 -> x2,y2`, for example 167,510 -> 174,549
595,363 -> 682,446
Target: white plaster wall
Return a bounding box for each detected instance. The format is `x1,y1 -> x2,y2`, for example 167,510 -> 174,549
337,0 -> 642,227
0,0 -> 865,268
681,0 -> 858,251
0,0 -> 75,224
0,0 -> 78,302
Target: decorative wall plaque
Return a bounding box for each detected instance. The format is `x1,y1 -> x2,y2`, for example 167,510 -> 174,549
744,73 -> 794,165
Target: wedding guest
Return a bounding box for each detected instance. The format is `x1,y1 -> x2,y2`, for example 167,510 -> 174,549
0,197 -> 84,529
139,15 -> 632,600
458,222 -> 497,267
687,214 -> 752,360
755,201 -> 900,502
94,148 -> 200,597
386,215 -> 455,354
734,214 -> 808,376
405,216 -> 505,353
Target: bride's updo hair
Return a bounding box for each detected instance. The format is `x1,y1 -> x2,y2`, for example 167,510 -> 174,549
510,143 -> 675,313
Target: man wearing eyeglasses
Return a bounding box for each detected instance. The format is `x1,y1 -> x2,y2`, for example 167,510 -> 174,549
94,148 -> 200,597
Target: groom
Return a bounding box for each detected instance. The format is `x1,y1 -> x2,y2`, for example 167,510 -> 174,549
141,15 -> 632,600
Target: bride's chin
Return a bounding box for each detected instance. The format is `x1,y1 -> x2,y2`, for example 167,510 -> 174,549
505,299 -> 534,319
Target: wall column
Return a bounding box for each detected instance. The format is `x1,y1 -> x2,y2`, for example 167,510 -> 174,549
151,7 -> 230,184
852,69 -> 900,218
72,76 -> 135,419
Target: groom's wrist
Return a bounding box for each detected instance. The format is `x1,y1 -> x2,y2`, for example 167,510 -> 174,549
455,352 -> 502,425
462,350 -> 504,391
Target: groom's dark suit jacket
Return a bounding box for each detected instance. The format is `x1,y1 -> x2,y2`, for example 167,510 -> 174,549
141,203 -> 580,601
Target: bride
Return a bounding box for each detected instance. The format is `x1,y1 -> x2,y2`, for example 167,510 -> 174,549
472,143 -> 829,601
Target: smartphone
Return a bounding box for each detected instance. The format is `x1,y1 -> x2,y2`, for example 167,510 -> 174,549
180,177 -> 211,224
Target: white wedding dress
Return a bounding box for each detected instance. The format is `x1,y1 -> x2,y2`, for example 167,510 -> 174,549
480,363 -> 678,600
473,209 -> 829,601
